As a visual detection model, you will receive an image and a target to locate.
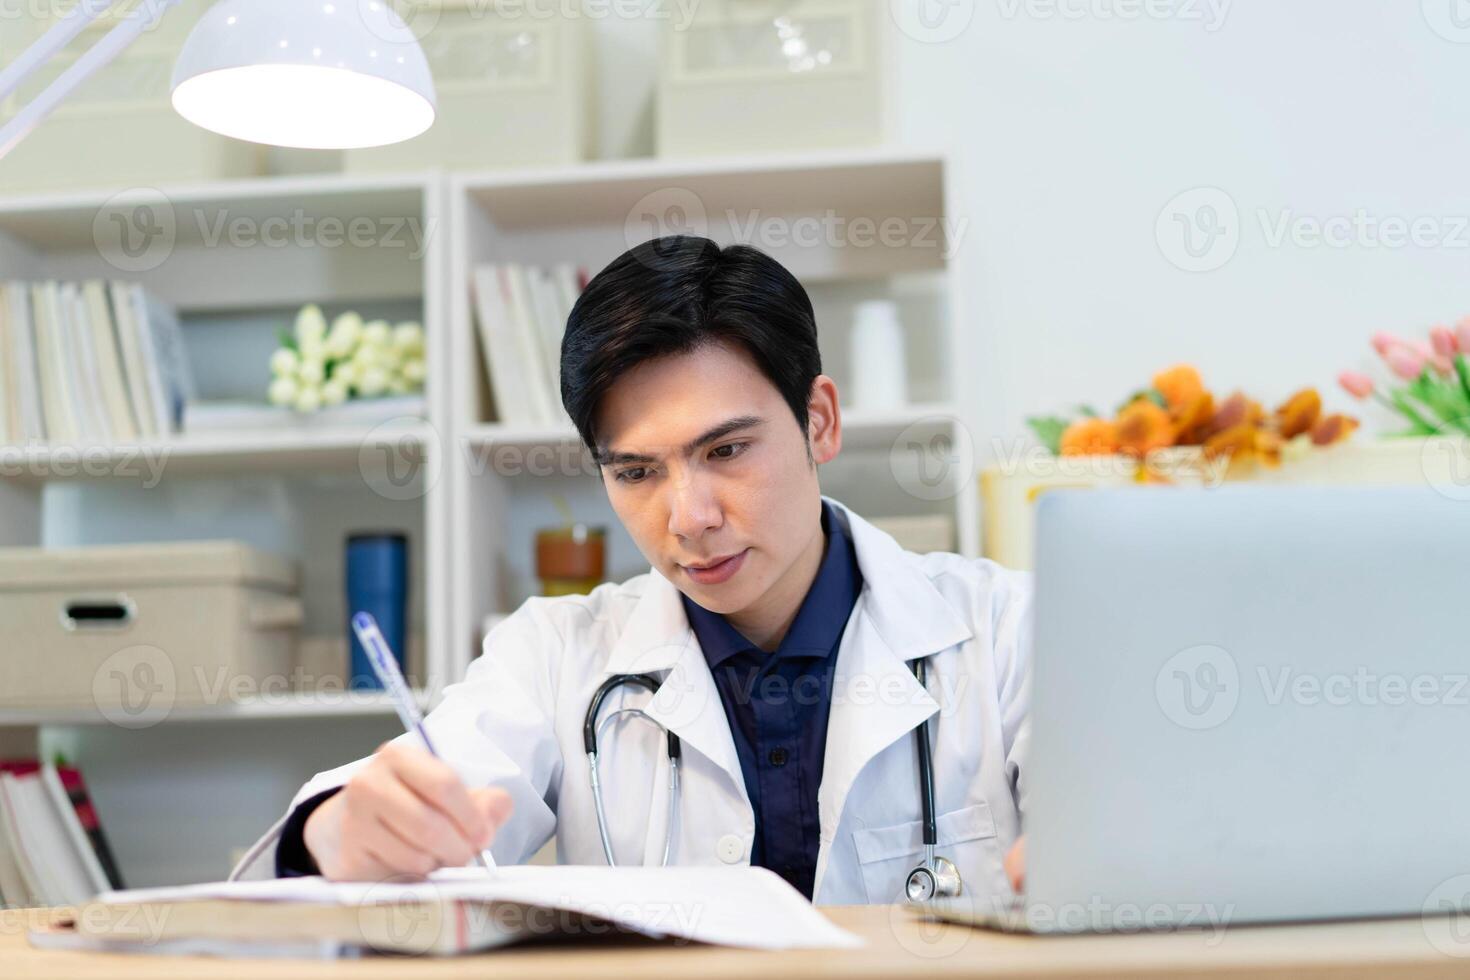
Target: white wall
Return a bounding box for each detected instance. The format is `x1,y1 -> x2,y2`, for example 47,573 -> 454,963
890,0 -> 1470,453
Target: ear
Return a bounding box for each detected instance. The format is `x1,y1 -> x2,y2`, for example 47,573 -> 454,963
806,375 -> 842,466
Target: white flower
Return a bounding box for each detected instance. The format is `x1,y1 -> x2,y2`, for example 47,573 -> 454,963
298,336 -> 325,362
358,366 -> 389,397
269,347 -> 299,378
330,310 -> 363,338
362,320 -> 392,349
387,372 -> 412,395
294,304 -> 327,344
326,313 -> 362,359
298,357 -> 326,385
351,343 -> 382,372
268,377 -> 299,406
392,322 -> 424,354
294,385 -> 322,413
331,360 -> 358,387
401,357 -> 426,385
321,378 -> 349,406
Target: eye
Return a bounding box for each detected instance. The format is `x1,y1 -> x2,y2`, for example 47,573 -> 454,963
711,441 -> 748,460
615,467 -> 649,484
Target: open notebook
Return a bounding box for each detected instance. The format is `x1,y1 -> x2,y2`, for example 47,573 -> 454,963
29,865 -> 863,958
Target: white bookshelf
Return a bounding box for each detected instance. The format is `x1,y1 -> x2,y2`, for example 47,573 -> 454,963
0,147 -> 976,887
0,170 -> 452,887
445,148 -> 977,683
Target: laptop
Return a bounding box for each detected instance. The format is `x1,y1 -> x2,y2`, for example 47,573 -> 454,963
932,484 -> 1470,934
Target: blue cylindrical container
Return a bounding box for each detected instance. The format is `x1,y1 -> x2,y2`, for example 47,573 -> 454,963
346,533 -> 408,690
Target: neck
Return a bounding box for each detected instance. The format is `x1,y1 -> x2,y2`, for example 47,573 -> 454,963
726,512 -> 828,652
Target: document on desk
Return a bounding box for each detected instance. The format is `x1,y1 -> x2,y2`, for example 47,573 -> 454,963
42,865 -> 863,957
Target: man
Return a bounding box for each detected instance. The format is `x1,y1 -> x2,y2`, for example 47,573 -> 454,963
233,236 -> 1032,905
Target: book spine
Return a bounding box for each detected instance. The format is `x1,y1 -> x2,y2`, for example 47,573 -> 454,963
57,767 -> 125,891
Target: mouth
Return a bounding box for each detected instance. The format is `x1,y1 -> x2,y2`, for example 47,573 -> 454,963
679,548 -> 749,585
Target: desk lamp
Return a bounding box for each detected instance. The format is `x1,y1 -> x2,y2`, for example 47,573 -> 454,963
0,0 -> 436,159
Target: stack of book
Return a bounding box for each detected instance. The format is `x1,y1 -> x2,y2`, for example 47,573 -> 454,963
0,760 -> 124,908
471,263 -> 586,428
0,280 -> 193,446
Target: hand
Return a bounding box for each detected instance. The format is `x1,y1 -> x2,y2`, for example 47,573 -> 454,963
303,741 -> 514,881
1004,835 -> 1026,893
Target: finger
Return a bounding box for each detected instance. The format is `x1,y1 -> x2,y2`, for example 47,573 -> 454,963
362,822 -> 438,878
382,746 -> 489,845
1004,837 -> 1026,893
374,775 -> 479,868
471,788 -> 514,832
333,848 -> 393,883
466,788 -> 515,848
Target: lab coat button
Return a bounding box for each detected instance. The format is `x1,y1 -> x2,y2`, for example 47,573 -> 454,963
716,834 -> 745,864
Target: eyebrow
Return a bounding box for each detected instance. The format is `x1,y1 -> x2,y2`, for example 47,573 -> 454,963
596,415 -> 765,467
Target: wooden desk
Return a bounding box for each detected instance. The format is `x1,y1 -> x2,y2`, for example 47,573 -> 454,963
2,904 -> 1467,978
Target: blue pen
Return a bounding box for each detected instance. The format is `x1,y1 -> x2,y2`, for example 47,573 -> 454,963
350,611 -> 497,871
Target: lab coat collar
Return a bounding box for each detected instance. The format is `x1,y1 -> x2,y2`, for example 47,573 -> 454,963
599,557 -> 746,804
830,497 -> 974,657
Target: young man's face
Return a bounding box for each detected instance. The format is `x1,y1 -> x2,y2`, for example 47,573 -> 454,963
595,341 -> 842,618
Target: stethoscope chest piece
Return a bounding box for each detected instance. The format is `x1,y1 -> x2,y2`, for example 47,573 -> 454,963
905,854 -> 962,903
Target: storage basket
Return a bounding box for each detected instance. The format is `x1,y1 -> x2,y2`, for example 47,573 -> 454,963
656,0 -> 883,157
0,540 -> 303,711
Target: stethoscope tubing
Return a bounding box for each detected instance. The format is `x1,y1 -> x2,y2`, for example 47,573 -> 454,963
586,673 -> 681,866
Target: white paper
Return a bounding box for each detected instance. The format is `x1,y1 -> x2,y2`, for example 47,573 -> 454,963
95,865 -> 862,951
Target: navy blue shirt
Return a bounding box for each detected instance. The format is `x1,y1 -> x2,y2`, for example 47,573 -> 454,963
679,500 -> 863,899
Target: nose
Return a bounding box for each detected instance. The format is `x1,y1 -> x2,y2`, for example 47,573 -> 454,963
666,469 -> 723,541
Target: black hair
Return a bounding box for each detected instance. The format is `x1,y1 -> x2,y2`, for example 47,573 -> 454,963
560,236 -> 822,462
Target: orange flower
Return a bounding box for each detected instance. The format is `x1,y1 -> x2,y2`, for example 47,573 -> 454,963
1059,417 -> 1120,455
1152,364 -> 1205,413
1275,388 -> 1322,439
1253,429 -> 1284,467
1208,391 -> 1264,437
1172,392 -> 1216,445
1115,399 -> 1174,457
1202,423 -> 1255,460
1310,413 -> 1359,446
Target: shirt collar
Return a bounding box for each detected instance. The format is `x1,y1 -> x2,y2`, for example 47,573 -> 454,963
681,499 -> 864,668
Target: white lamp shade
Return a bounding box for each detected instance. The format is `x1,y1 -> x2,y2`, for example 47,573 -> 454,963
170,0 -> 437,150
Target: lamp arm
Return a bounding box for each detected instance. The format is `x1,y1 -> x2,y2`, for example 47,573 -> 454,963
0,0 -> 184,162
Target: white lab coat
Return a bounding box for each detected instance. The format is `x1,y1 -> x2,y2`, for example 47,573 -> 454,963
231,497 -> 1034,907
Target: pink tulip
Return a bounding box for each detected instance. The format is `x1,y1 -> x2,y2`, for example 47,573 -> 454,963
1371,331 -> 1403,357
1338,370 -> 1374,399
1457,317 -> 1470,355
1431,324 -> 1459,357
1386,346 -> 1426,380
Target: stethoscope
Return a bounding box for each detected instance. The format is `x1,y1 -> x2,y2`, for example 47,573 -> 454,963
582,658 -> 962,903
584,673 -> 681,867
